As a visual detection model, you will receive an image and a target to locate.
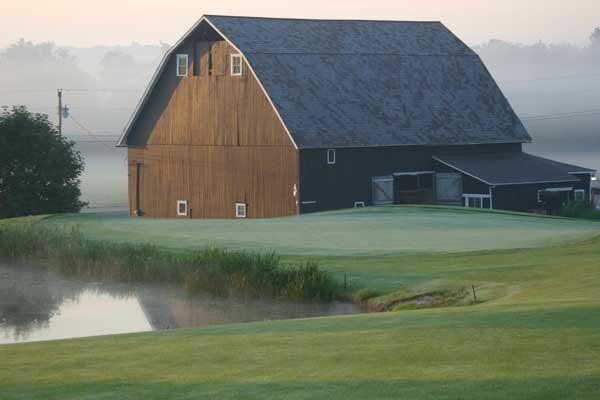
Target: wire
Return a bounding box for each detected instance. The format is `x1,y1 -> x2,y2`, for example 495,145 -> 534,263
499,72 -> 600,84
67,114 -> 118,150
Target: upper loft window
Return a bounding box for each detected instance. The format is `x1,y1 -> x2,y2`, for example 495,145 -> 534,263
176,54 -> 188,77
231,54 -> 242,76
327,149 -> 336,165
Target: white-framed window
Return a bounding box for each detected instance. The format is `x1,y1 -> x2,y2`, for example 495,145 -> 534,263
235,202 -> 247,218
177,200 -> 188,216
231,54 -> 242,76
354,201 -> 365,208
463,194 -> 490,209
176,54 -> 188,77
574,189 -> 586,202
327,149 -> 336,165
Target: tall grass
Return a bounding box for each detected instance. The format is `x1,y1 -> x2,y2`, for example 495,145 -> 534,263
0,221 -> 337,302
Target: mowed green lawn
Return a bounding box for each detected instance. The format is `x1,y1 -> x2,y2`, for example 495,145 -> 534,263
44,206 -> 600,255
1,207 -> 600,399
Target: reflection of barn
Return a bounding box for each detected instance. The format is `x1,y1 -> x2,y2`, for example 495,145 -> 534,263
118,15 -> 596,218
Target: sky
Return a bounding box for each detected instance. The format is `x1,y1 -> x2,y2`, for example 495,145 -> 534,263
2,0 -> 599,48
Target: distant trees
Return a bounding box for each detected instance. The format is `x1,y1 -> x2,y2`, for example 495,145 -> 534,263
591,27 -> 600,49
0,107 -> 85,218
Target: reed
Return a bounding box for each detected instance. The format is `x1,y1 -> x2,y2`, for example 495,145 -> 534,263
0,221 -> 337,302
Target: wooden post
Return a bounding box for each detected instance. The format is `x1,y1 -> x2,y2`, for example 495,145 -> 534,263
472,285 -> 477,303
344,272 -> 347,290
57,88 -> 62,136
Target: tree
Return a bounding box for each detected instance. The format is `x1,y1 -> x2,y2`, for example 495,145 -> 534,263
0,106 -> 85,218
591,27 -> 600,48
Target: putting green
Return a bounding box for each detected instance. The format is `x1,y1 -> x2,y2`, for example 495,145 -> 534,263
45,206 -> 600,256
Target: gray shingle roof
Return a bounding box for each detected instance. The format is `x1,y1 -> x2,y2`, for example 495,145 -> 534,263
207,15 -> 531,148
434,152 -> 595,186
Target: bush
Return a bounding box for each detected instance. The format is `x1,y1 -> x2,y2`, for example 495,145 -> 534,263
559,204 -> 600,220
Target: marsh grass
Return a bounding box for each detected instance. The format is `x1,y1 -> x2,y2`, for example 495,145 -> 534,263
0,221 -> 337,302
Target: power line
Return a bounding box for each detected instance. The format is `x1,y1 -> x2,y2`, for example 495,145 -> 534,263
68,114 -> 117,150
499,72 -> 600,85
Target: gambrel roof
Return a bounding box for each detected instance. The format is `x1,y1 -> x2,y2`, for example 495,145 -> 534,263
118,15 -> 531,149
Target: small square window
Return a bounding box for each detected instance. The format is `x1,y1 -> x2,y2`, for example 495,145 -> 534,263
231,54 -> 242,76
177,200 -> 188,216
235,202 -> 247,218
176,54 -> 188,77
574,189 -> 586,202
354,201 -> 365,208
327,149 -> 336,165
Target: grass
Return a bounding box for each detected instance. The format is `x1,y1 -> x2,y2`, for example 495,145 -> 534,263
43,206 -> 600,255
1,206 -> 600,399
0,221 -> 336,302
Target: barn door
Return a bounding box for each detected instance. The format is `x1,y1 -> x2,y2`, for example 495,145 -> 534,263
372,176 -> 394,205
436,173 -> 462,205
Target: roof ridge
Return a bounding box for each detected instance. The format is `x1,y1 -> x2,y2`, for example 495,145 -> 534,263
205,15 -> 442,24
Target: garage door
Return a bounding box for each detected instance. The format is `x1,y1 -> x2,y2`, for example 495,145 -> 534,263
372,176 -> 394,205
436,173 -> 462,204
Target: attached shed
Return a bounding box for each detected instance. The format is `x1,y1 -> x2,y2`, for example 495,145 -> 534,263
118,15 -> 596,218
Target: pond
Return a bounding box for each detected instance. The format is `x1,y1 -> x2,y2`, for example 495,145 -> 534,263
0,263 -> 360,344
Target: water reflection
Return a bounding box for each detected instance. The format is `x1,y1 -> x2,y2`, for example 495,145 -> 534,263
0,263 -> 359,344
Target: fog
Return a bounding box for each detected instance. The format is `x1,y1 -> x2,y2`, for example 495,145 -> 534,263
1,29 -> 598,207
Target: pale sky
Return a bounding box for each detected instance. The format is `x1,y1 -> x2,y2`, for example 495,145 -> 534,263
2,0 -> 599,47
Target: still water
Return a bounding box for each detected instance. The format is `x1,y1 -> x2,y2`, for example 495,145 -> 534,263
0,263 -> 359,344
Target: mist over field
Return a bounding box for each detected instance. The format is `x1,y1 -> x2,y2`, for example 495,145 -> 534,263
1,29 -> 599,207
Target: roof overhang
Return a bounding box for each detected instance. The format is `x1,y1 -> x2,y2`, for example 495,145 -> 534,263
433,152 -> 593,187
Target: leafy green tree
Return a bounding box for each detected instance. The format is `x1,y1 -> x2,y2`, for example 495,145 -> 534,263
0,106 -> 85,218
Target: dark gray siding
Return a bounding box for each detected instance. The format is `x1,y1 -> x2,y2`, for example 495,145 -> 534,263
492,179 -> 589,212
298,143 -> 521,213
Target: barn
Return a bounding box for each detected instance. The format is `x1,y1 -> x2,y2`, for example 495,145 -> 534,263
117,15 -> 596,218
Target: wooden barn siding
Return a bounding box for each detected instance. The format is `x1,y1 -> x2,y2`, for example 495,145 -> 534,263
128,39 -> 298,218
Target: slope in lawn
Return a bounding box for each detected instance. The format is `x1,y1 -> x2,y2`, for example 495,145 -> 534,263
45,206 -> 600,256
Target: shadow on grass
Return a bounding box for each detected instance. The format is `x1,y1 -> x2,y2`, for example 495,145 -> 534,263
2,377 -> 599,400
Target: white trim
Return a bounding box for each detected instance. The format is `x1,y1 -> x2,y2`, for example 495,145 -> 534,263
354,201 -> 366,208
463,194 -> 490,209
176,54 -> 188,77
177,200 -> 188,216
393,171 -> 435,176
301,200 -> 317,205
235,202 -> 247,218
230,54 -> 242,76
569,171 -> 596,175
542,187 -> 573,192
327,148 -> 336,165
118,15 -> 299,150
574,189 -> 586,203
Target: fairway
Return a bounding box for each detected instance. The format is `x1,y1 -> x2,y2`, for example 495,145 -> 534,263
2,206 -> 600,399
45,206 -> 600,255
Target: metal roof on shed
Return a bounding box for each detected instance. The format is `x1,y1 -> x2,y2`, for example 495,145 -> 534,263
434,152 -> 595,186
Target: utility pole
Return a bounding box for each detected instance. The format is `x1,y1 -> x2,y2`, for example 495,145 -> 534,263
57,88 -> 62,136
